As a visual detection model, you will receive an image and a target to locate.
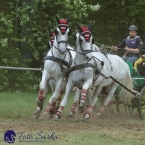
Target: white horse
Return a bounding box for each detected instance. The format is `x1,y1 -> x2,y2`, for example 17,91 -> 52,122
53,23 -> 134,121
33,15 -> 75,119
67,43 -> 113,118
52,23 -> 112,120
40,29 -> 75,116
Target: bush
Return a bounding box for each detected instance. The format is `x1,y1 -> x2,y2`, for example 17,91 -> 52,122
0,0 -> 100,92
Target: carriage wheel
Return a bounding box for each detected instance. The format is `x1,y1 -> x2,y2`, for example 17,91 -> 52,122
116,97 -> 134,116
138,86 -> 145,120
93,95 -> 106,111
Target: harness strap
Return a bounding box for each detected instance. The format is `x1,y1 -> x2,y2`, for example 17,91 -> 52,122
44,56 -> 70,68
65,60 -> 137,97
66,48 -> 73,66
53,45 -> 59,51
66,63 -> 97,74
58,40 -> 67,44
67,48 -> 82,55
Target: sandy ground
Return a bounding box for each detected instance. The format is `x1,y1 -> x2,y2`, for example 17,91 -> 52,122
0,111 -> 145,143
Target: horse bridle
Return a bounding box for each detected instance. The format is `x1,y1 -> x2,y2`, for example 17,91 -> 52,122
75,32 -> 105,81
77,31 -> 95,55
54,24 -> 71,53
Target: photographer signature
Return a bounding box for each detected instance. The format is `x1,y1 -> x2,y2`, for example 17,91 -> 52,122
17,131 -> 58,142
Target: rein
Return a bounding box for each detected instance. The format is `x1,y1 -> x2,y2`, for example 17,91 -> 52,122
67,48 -> 83,55
63,62 -> 109,82
64,63 -> 98,74
62,54 -> 106,83
95,42 -> 122,50
95,42 -> 112,49
67,45 -> 96,56
44,55 -> 70,68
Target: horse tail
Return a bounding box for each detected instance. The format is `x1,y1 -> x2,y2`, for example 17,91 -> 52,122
118,64 -> 133,105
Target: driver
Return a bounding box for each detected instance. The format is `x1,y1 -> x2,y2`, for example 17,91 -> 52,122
111,25 -> 143,62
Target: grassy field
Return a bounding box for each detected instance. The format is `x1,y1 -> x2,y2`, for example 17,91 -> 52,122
0,92 -> 145,145
0,92 -> 74,119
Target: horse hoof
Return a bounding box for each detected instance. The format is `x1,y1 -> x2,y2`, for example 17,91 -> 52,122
96,112 -> 101,119
80,113 -> 90,122
67,114 -> 74,119
109,111 -> 114,115
80,116 -> 88,122
52,115 -> 60,121
39,111 -> 52,120
79,100 -> 85,106
33,110 -> 41,120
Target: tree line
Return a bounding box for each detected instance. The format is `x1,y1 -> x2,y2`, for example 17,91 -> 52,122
0,0 -> 145,91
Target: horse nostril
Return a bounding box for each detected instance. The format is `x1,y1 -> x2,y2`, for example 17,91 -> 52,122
86,56 -> 89,59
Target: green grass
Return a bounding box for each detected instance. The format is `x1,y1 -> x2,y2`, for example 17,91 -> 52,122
0,92 -> 75,119
0,92 -> 37,119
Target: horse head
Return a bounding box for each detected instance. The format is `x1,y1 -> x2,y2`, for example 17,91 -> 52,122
48,29 -> 55,48
54,15 -> 71,54
76,23 -> 94,61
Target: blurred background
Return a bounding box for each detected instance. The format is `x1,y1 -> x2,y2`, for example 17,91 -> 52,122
0,0 -> 145,92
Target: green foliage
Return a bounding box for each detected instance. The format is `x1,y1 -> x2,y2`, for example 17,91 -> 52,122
0,0 -> 99,92
1,0 -> 145,92
85,0 -> 145,45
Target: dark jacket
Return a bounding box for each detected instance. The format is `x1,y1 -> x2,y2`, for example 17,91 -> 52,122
142,45 -> 145,54
117,35 -> 143,55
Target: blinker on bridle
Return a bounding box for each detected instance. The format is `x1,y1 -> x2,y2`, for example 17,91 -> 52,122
56,24 -> 69,44
50,33 -> 55,45
54,19 -> 70,53
79,30 -> 94,54
57,24 -> 69,35
55,19 -> 70,44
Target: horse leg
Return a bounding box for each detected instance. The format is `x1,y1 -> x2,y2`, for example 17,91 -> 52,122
49,80 -> 61,113
78,79 -> 93,113
96,82 -> 118,117
44,78 -> 63,116
107,101 -> 115,114
68,88 -> 81,118
54,80 -> 68,113
49,79 -> 55,92
54,90 -> 64,113
33,70 -> 50,119
81,85 -> 103,121
53,80 -> 74,120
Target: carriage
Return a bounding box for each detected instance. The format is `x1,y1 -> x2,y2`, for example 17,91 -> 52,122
113,61 -> 145,120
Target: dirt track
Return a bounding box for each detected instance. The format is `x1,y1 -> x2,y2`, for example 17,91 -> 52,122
0,101 -> 145,145
0,112 -> 145,143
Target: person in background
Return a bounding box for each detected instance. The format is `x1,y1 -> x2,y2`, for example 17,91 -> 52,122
111,25 -> 143,62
